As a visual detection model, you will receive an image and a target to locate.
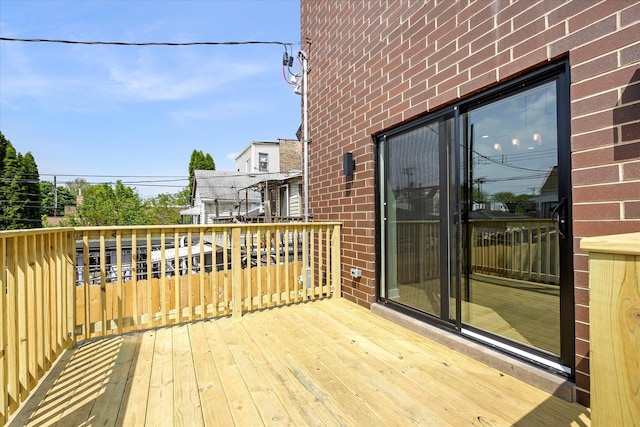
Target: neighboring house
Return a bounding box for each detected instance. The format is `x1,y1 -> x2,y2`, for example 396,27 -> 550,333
240,172 -> 303,221
184,170 -> 266,224
235,138 -> 302,174
301,0 -> 639,407
183,139 -> 304,224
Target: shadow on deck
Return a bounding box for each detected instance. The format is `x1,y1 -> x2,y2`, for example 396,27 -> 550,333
8,298 -> 590,426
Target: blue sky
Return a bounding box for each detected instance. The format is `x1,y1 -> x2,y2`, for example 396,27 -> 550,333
0,0 -> 301,199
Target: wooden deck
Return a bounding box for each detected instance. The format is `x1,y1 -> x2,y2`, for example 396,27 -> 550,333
9,298 -> 590,427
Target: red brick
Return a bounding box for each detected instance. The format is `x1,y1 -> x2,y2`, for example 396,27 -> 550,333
621,0 -> 640,25
573,219 -> 640,236
548,0 -> 591,26
571,22 -> 640,65
625,201 -> 640,219
623,161 -> 640,180
571,89 -> 619,118
571,65 -> 640,102
621,42 -> 640,66
572,164 -> 619,186
575,304 -> 589,324
622,122 -> 640,143
569,0 -> 627,32
621,81 -> 640,105
571,110 -> 613,135
498,47 -> 547,81
575,354 -> 590,376
572,202 -> 621,220
469,51 -> 510,79
576,390 -> 590,407
497,17 -> 546,53
549,15 -> 617,58
496,0 -> 533,25
459,16 -> 494,49
512,24 -> 566,59
571,52 -> 618,82
574,181 -> 640,202
460,70 -> 498,99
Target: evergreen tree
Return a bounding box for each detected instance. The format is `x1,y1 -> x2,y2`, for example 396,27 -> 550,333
187,149 -> 216,189
0,132 -> 43,229
23,152 -> 41,226
1,145 -> 28,229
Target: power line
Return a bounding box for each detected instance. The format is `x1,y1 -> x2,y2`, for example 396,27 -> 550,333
0,37 -> 295,47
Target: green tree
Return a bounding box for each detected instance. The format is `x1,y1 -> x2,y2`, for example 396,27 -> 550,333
23,152 -> 41,224
0,133 -> 42,229
75,181 -> 146,226
40,181 -> 76,216
188,149 -> 215,189
144,193 -> 182,225
66,177 -> 90,196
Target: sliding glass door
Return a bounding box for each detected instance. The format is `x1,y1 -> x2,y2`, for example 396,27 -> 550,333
378,63 -> 573,372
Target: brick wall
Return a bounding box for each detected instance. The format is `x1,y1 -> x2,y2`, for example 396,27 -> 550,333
301,0 -> 640,407
278,138 -> 302,172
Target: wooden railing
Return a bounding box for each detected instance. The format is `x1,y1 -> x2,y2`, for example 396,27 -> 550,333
1,222 -> 341,425
470,219 -> 559,285
73,223 -> 341,339
0,228 -> 76,425
581,232 -> 640,426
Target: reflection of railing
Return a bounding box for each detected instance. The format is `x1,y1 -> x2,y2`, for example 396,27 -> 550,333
393,219 -> 559,285
0,223 -> 340,425
470,219 -> 559,285
395,221 -> 440,284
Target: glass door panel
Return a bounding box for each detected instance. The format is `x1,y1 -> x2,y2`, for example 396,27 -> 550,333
384,122 -> 443,317
461,82 -> 561,355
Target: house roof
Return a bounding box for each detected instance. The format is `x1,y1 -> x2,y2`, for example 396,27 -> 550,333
237,171 -> 302,191
193,170 -> 267,203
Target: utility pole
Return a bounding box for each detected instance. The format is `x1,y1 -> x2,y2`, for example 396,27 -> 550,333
299,50 -> 311,288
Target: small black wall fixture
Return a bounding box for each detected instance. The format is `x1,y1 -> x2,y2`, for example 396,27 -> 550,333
343,152 -> 355,176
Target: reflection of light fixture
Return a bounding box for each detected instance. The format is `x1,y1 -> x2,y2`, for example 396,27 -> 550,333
493,143 -> 501,152
512,137 -> 520,146
533,132 -> 542,144
481,135 -> 489,139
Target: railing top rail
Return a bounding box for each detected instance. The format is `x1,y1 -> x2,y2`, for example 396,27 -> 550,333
72,222 -> 342,233
581,232 -> 640,256
0,227 -> 75,238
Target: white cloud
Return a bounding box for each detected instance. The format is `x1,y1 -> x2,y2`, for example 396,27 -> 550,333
1,41 -> 270,110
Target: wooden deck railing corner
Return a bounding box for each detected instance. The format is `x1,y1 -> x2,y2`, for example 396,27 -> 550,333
1,222 -> 341,426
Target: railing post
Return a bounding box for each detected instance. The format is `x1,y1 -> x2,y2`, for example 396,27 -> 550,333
66,231 -> 77,348
231,227 -> 242,318
331,224 -> 341,298
581,232 -> 640,426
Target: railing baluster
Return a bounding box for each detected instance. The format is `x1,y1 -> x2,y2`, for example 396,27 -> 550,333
0,237 -> 7,424
131,229 -> 138,329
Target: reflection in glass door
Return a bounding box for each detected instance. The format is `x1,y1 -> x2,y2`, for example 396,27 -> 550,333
460,82 -> 564,356
382,118 -> 452,318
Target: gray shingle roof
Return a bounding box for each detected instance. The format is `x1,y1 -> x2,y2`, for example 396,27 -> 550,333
193,170 -> 265,203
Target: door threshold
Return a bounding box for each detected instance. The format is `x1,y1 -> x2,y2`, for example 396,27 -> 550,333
460,328 -> 571,375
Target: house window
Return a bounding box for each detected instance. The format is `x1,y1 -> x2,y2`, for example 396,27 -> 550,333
246,159 -> 250,172
258,153 -> 268,172
377,61 -> 573,373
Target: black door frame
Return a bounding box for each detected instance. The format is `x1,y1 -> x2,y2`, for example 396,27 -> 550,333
376,60 -> 575,377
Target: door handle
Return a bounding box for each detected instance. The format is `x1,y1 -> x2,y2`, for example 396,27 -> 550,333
552,197 -> 568,240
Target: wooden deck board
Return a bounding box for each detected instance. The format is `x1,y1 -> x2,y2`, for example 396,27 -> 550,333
9,298 -> 590,427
